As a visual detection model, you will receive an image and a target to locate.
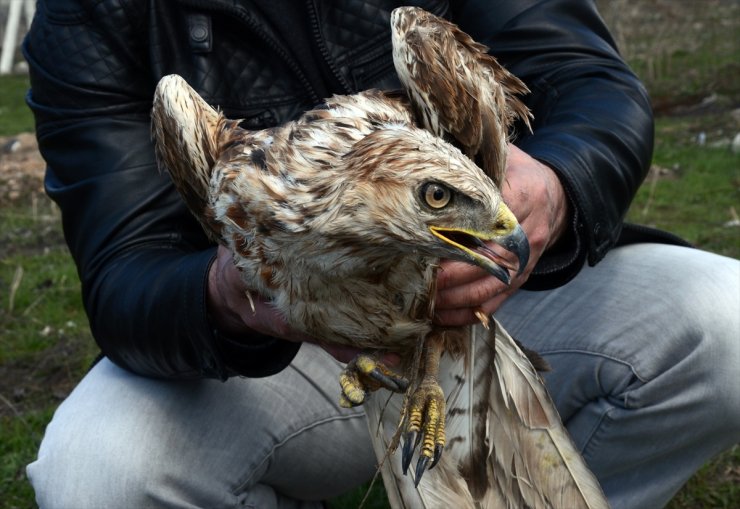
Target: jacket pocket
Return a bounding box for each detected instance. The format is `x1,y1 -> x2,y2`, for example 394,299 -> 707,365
40,0 -> 91,24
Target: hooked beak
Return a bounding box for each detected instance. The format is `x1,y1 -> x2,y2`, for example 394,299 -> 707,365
429,206 -> 530,285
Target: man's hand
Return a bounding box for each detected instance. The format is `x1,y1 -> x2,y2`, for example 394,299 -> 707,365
207,244 -> 312,342
434,144 -> 570,326
207,245 -> 397,364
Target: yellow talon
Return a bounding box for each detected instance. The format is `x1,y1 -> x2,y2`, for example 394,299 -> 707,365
338,393 -> 355,409
339,370 -> 366,406
402,331 -> 448,483
338,352 -> 409,408
421,397 -> 442,458
355,355 -> 379,375
474,307 -> 490,329
402,376 -> 446,477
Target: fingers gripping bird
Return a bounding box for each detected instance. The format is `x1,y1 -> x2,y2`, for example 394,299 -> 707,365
151,6 -> 608,508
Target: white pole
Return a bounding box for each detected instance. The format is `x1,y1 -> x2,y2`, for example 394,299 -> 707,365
1,0 -> 23,74
23,0 -> 35,24
0,0 -> 34,75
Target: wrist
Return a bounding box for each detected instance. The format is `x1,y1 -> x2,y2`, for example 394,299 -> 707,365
207,253 -> 243,335
538,159 -> 571,249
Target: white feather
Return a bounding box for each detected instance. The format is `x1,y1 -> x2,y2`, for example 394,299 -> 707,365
364,319 -> 611,509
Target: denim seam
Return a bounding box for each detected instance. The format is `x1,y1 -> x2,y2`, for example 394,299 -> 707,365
232,412 -> 367,495
580,404 -> 615,458
540,348 -> 649,383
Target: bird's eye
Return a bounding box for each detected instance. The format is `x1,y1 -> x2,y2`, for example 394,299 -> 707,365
421,182 -> 452,209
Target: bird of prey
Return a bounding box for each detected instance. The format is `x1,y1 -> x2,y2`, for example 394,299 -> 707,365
151,7 -> 609,508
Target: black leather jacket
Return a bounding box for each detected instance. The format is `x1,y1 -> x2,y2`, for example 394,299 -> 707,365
24,0 -> 654,379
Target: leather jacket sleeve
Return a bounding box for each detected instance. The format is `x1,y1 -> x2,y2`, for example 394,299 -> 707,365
27,101 -> 300,380
22,0 -> 300,380
453,0 -> 654,288
22,0 -> 652,379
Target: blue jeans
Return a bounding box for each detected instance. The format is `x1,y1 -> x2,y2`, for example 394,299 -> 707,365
27,245 -> 740,509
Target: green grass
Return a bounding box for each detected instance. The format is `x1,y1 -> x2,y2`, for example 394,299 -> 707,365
0,83 -> 92,503
0,186 -> 97,508
667,446 -> 740,509
1,251 -> 83,358
631,44 -> 740,106
0,74 -> 33,136
628,116 -> 740,258
595,0 -> 740,110
329,477 -> 391,509
0,408 -> 55,509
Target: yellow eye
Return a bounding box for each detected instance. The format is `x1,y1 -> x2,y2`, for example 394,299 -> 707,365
422,182 -> 451,209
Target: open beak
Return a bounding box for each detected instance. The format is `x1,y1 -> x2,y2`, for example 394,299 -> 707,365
430,207 -> 530,285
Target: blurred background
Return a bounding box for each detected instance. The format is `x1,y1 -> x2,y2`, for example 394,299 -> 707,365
1,0 -> 738,507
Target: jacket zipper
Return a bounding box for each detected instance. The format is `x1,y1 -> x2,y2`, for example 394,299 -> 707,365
306,0 -> 352,94
179,0 -> 321,105
305,0 -> 450,93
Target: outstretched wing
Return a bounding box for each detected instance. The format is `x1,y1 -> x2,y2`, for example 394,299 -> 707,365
391,6 -> 532,185
364,320 -> 610,509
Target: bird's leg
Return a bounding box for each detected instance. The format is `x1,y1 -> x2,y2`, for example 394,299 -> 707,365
339,352 -> 409,408
401,332 -> 446,485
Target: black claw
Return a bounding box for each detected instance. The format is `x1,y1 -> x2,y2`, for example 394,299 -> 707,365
429,444 -> 443,470
414,455 -> 430,487
402,431 -> 417,475
368,369 -> 409,393
395,376 -> 410,392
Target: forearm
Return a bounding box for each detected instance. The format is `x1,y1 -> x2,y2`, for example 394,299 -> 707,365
516,70 -> 653,263
87,245 -> 299,379
23,2 -> 302,379
455,0 -> 654,287
89,246 -> 221,378
37,117 -> 299,379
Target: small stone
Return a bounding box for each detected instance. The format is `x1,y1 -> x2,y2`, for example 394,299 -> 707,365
731,133 -> 740,154
2,138 -> 21,154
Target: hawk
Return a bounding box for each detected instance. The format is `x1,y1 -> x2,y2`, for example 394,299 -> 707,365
151,7 -> 608,508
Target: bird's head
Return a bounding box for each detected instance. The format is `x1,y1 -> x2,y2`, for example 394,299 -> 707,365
328,126 -> 529,285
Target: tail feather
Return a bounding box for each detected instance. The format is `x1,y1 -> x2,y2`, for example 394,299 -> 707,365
486,321 -> 609,509
364,319 -> 610,509
151,74 -> 240,240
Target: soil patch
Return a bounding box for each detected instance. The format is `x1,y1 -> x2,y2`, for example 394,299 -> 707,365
0,133 -> 45,207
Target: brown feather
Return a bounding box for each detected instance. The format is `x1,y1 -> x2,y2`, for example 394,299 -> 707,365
391,6 -> 532,185
151,75 -> 243,240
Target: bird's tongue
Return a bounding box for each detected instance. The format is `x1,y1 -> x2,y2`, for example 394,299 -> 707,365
469,237 -> 519,273
442,231 -> 519,283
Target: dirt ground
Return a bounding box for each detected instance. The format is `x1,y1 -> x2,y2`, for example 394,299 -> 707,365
0,132 -> 85,418
0,132 -> 45,207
